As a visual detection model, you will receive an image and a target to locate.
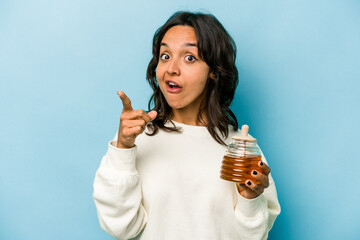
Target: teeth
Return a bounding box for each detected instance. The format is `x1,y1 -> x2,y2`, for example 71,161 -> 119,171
168,82 -> 178,87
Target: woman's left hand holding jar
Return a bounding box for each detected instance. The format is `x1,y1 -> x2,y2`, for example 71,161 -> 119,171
236,161 -> 271,199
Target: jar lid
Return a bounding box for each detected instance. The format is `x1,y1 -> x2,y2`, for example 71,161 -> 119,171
232,124 -> 257,141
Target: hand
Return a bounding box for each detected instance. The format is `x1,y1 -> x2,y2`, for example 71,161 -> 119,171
236,161 -> 271,199
116,91 -> 157,148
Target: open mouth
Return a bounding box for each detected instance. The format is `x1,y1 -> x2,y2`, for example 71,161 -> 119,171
168,82 -> 180,88
165,80 -> 182,93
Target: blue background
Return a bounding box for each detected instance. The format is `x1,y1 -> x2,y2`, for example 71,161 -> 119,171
0,0 -> 359,239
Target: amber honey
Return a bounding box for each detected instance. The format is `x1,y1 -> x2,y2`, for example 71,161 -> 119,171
220,155 -> 262,184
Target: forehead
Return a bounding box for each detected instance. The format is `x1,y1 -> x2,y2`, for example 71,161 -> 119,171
161,25 -> 197,46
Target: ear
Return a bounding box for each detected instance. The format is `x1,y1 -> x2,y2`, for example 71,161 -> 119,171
209,72 -> 215,79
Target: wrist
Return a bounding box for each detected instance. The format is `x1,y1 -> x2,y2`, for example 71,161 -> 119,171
116,141 -> 134,149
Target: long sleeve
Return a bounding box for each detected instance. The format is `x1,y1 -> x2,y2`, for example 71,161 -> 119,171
232,148 -> 281,240
93,137 -> 147,240
93,123 -> 280,239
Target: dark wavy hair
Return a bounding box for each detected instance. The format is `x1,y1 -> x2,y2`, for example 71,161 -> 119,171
146,11 -> 239,145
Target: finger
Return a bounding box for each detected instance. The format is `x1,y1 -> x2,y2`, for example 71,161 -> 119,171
236,183 -> 258,199
118,91 -> 133,112
121,110 -> 152,122
258,161 -> 271,175
147,110 -> 158,121
251,170 -> 269,188
245,180 -> 264,195
236,183 -> 250,192
122,126 -> 145,138
122,119 -> 147,129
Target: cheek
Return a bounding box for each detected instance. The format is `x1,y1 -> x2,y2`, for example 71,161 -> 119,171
194,74 -> 208,90
156,64 -> 165,79
155,67 -> 160,78
156,69 -> 166,93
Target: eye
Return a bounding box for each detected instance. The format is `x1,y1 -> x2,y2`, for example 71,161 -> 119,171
160,53 -> 169,60
185,55 -> 197,62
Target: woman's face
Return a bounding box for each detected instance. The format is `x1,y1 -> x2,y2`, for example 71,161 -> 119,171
156,25 -> 213,111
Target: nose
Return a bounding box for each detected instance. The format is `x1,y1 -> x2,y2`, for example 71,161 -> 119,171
166,58 -> 180,76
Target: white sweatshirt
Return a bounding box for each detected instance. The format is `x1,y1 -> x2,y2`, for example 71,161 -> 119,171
93,120 -> 281,240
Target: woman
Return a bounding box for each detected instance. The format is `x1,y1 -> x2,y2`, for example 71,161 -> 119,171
93,11 -> 280,240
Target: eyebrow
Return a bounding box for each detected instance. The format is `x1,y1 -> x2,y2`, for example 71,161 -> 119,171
160,42 -> 198,48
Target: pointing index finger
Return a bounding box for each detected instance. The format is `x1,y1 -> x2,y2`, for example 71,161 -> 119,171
118,91 -> 133,112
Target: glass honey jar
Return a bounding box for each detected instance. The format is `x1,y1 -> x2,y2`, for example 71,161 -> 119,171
220,124 -> 262,185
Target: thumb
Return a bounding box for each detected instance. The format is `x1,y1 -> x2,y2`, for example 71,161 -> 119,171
147,111 -> 158,121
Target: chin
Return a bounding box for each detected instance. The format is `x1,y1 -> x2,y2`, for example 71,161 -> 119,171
168,103 -> 184,109
166,101 -> 186,110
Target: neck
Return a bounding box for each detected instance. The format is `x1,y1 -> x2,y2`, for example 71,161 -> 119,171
170,90 -> 208,126
171,107 -> 207,126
